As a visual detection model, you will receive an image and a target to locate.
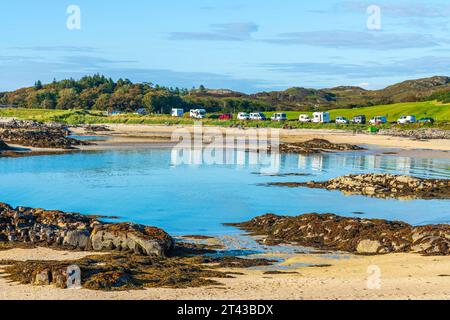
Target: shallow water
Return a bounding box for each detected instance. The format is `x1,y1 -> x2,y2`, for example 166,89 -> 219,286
0,148 -> 449,237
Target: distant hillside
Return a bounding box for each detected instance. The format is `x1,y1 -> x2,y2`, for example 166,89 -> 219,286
1,75 -> 449,113
248,76 -> 450,111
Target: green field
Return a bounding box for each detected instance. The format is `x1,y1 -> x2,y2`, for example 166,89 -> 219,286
264,101 -> 450,121
0,100 -> 449,130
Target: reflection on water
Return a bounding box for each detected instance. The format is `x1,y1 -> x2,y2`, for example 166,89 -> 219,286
0,149 -> 449,235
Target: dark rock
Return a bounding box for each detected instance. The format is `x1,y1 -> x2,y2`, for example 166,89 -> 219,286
227,213 -> 450,255
0,203 -> 173,257
268,173 -> 450,200
0,129 -> 90,149
273,139 -> 364,154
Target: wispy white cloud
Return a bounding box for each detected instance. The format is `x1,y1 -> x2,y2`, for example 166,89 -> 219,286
264,30 -> 447,50
168,22 -> 259,41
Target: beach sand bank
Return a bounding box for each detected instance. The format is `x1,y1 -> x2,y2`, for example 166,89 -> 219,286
0,248 -> 449,300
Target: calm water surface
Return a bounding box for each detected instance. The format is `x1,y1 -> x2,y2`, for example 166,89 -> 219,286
0,148 -> 449,236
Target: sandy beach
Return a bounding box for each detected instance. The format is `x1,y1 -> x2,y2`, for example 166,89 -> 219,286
72,124 -> 450,157
0,248 -> 449,300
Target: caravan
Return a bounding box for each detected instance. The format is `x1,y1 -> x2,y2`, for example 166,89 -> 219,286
312,112 -> 330,123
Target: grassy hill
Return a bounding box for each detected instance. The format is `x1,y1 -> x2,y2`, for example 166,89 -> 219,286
265,101 -> 450,122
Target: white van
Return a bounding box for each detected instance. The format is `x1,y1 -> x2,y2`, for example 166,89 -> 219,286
369,116 -> 387,125
237,112 -> 250,120
298,114 -> 311,123
397,115 -> 416,124
271,113 -> 287,121
190,109 -> 206,119
312,112 -> 330,123
171,108 -> 184,117
249,112 -> 266,120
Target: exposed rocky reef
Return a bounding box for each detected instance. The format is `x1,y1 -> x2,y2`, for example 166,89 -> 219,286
0,203 -> 173,257
378,128 -> 450,140
0,129 -> 90,149
1,251 -> 272,291
227,213 -> 450,255
268,174 -> 450,200
0,118 -> 90,149
0,203 -> 274,290
276,139 -> 364,154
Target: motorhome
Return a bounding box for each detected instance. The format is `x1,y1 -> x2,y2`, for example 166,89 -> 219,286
171,108 -> 184,117
397,115 -> 416,124
312,112 -> 330,123
249,112 -> 266,120
271,112 -> 287,121
237,112 -> 250,120
298,114 -> 311,122
189,109 -> 206,119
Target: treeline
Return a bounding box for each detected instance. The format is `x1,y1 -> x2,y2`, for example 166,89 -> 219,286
0,75 -> 274,114
428,90 -> 450,104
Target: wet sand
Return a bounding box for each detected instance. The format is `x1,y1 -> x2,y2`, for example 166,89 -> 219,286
0,248 -> 449,300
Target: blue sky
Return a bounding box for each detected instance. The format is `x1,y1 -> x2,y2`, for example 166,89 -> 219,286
0,0 -> 449,92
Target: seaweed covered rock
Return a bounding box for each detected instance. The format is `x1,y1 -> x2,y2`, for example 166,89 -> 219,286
228,213 -> 450,255
0,203 -> 173,257
90,223 -> 174,257
269,174 -> 450,200
0,139 -> 10,151
0,129 -> 90,149
276,139 -> 364,154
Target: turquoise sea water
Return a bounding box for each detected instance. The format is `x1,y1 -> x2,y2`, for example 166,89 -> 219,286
0,148 -> 449,236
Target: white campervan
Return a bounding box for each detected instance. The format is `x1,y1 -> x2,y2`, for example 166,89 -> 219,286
312,112 -> 330,123
298,114 -> 311,123
190,109 -> 206,119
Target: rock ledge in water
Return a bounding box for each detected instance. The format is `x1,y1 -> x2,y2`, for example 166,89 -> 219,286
268,173 -> 450,200
227,213 -> 450,255
276,139 -> 364,154
0,203 -> 173,257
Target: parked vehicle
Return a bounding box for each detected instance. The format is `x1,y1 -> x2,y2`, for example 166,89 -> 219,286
397,115 -> 416,124
190,109 -> 206,119
418,117 -> 435,124
249,112 -> 266,120
298,114 -> 311,123
369,116 -> 387,125
312,112 -> 330,123
335,116 -> 349,124
219,113 -> 233,120
171,108 -> 184,117
271,112 -> 287,121
352,115 -> 366,124
237,112 -> 250,120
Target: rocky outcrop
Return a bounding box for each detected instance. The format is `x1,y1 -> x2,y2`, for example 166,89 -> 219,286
0,129 -> 90,149
0,119 -> 67,131
276,139 -> 364,154
0,203 -> 173,257
0,139 -> 11,151
227,213 -> 450,255
269,174 -> 450,199
378,128 -> 450,140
